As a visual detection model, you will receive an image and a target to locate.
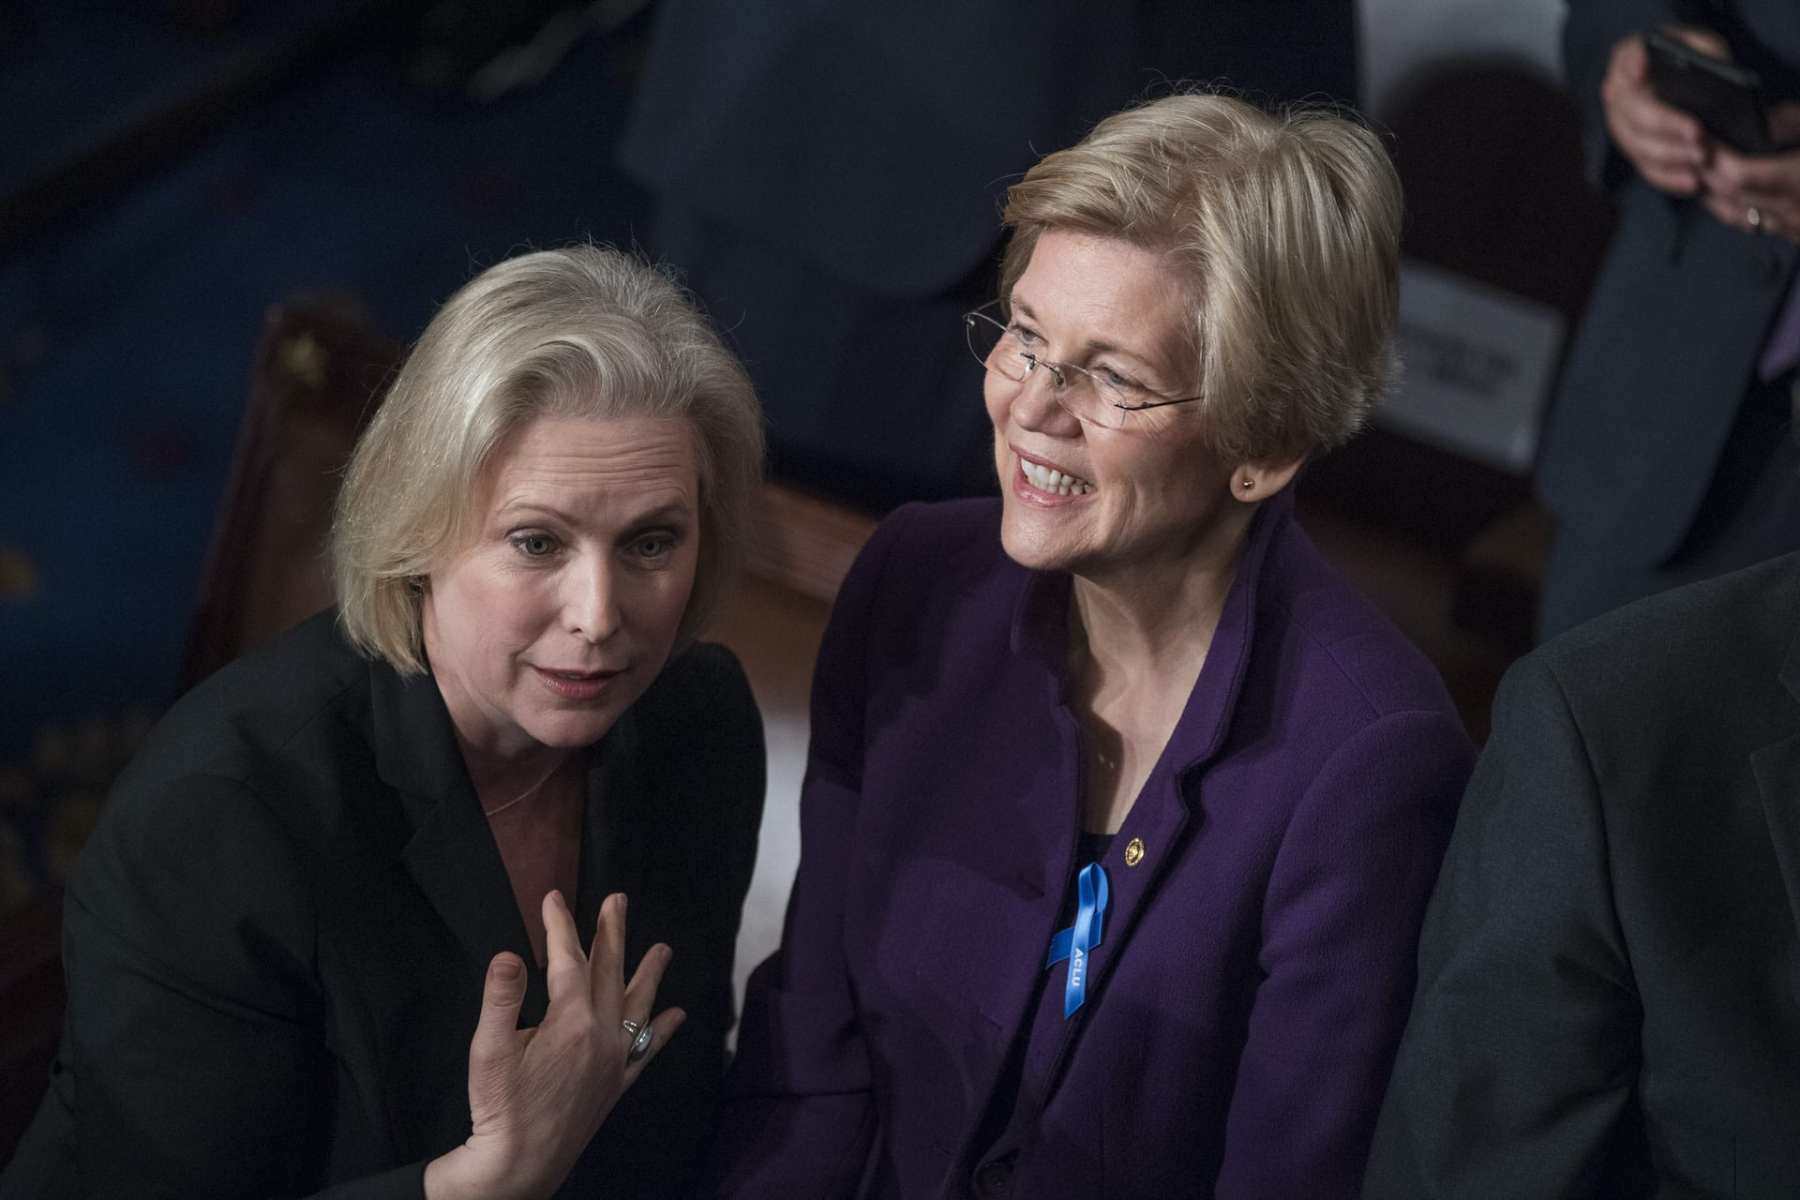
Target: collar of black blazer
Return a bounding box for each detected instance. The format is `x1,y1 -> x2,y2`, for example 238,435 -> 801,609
363,653 -> 638,1024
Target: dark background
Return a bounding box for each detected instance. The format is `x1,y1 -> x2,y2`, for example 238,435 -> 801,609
0,0 -> 1600,915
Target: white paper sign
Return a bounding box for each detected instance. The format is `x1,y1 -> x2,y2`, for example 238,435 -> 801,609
1380,259 -> 1565,473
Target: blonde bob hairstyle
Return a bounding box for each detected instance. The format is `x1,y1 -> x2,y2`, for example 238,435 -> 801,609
330,245 -> 764,675
999,91 -> 1402,466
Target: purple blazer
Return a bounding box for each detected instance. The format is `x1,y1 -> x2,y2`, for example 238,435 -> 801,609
715,494 -> 1472,1199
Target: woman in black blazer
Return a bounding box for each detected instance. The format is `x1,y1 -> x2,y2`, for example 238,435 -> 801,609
0,246 -> 768,1200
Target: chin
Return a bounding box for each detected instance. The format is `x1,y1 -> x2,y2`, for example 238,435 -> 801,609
998,511 -> 1077,574
526,709 -> 624,750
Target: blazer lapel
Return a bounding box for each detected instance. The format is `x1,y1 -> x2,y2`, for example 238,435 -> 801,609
1754,624 -> 1800,946
575,710 -> 640,949
1079,493 -> 1282,996
368,660 -> 542,1018
1028,495 -> 1288,1089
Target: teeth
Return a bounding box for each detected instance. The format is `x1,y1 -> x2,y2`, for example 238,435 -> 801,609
1020,457 -> 1095,496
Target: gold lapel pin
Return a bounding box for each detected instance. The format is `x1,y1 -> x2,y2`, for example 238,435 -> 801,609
1124,837 -> 1145,867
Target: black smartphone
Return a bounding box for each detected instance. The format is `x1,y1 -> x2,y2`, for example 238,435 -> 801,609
1644,28 -> 1772,154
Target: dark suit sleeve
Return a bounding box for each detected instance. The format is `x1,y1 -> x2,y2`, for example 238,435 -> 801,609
1215,709 -> 1470,1199
1361,657 -> 1641,1197
60,773 -> 424,1200
710,510 -> 915,1198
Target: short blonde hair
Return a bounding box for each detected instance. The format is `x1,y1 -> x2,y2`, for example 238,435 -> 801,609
331,245 -> 764,674
1000,92 -> 1401,465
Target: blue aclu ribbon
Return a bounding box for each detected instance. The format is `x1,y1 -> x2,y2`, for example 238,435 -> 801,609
1044,862 -> 1110,1018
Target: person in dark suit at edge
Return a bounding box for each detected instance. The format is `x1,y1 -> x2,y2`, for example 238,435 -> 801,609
1365,548 -> 1800,1196
0,246 -> 767,1200
1538,0 -> 1800,638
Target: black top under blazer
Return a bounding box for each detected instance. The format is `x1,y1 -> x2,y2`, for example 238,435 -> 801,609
0,611 -> 765,1200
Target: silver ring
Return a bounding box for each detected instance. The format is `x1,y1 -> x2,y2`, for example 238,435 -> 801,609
1748,205 -> 1764,234
620,1018 -> 642,1037
626,1022 -> 654,1064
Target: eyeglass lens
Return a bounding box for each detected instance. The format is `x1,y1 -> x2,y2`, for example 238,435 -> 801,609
964,312 -> 1139,429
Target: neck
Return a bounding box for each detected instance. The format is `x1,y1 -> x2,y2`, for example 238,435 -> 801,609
457,735 -> 574,810
1064,514 -> 1253,835
1068,505 -> 1252,679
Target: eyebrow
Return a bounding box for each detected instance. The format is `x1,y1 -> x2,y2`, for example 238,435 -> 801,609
618,502 -> 696,530
1009,296 -> 1168,377
496,499 -> 696,528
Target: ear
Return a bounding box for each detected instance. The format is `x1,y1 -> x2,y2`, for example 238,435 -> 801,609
1229,458 -> 1303,504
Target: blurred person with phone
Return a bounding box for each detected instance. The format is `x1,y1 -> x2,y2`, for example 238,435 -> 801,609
1533,1 -> 1800,638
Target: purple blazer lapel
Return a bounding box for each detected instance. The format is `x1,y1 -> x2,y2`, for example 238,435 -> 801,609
1013,494 -> 1291,1091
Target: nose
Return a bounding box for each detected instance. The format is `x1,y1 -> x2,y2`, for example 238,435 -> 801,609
1008,359 -> 1083,436
563,554 -> 622,645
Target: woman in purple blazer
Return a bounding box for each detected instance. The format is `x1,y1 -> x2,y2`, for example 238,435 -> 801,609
711,94 -> 1474,1199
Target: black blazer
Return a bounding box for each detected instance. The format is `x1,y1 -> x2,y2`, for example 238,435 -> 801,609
0,612 -> 764,1200
1540,0 -> 1800,566
1363,552 -> 1800,1196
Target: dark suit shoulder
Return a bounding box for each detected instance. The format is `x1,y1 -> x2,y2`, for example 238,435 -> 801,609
121,611 -> 371,791
1532,551 -> 1800,745
94,612 -> 384,895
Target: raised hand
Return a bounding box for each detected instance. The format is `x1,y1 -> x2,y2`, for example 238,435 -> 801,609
424,891 -> 684,1200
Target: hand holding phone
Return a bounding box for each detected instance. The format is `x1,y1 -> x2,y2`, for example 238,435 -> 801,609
1600,27 -> 1800,238
1642,28 -> 1772,154
1600,31 -> 1712,196
1698,107 -> 1800,240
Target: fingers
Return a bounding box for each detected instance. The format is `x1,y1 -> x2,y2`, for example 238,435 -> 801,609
623,1006 -> 686,1083
1704,193 -> 1800,242
1604,34 -> 1709,194
589,891 -> 629,1009
535,891 -> 683,1083
1701,189 -> 1746,232
1769,101 -> 1800,148
1608,93 -> 1707,191
541,890 -> 588,1005
1664,25 -> 1730,61
587,900 -> 681,1082
1608,31 -> 1650,87
621,942 -> 674,1027
618,944 -> 676,1079
1699,187 -> 1800,242
1698,147 -> 1800,240
467,952 -> 527,1093
1702,148 -> 1800,201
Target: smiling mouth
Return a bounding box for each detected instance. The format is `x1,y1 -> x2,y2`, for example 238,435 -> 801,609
1018,455 -> 1095,496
